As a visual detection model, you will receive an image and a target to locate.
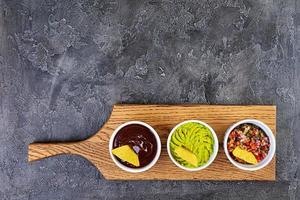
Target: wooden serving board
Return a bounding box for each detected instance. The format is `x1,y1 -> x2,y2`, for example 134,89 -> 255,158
28,104 -> 276,180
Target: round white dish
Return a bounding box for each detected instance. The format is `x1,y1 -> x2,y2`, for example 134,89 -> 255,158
167,120 -> 219,172
109,121 -> 161,173
223,119 -> 276,171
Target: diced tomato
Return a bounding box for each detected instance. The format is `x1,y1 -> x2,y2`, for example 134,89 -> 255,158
229,132 -> 236,139
250,142 -> 256,150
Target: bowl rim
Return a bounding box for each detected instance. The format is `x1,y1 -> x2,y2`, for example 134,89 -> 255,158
167,120 -> 219,172
223,119 -> 276,171
109,121 -> 161,173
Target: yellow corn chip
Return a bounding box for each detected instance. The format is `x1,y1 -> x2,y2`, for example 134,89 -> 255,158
174,146 -> 198,167
232,146 -> 257,164
112,145 -> 140,167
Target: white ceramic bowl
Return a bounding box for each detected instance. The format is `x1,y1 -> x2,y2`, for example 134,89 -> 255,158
109,121 -> 161,173
167,120 -> 219,172
223,119 -> 276,171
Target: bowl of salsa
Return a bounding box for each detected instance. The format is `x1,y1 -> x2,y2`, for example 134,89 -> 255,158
224,119 -> 275,171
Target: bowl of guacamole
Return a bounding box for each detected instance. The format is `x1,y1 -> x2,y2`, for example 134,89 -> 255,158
167,120 -> 219,171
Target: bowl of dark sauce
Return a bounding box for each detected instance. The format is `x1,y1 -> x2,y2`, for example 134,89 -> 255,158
109,121 -> 161,173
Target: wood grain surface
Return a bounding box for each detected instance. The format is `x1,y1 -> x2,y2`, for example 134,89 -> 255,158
28,104 -> 276,180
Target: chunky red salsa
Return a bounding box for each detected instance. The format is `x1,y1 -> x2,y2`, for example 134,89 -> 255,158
227,123 -> 270,164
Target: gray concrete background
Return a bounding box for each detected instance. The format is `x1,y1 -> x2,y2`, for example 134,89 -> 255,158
0,0 -> 299,199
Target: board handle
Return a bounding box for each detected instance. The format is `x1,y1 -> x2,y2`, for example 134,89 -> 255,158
28,141 -> 86,162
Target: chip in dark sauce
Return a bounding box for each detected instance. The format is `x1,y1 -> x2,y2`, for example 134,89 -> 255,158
112,124 -> 157,168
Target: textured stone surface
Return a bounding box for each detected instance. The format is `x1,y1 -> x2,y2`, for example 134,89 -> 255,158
0,0 -> 299,199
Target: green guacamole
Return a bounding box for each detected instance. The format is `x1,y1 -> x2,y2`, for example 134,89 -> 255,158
170,122 -> 214,168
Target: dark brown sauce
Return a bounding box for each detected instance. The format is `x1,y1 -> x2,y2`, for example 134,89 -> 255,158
112,124 -> 157,168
